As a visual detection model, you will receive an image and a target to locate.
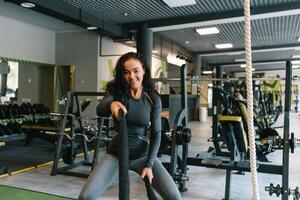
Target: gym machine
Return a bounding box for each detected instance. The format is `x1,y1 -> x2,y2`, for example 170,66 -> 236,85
155,65 -> 192,192
50,91 -> 111,178
165,61 -> 299,200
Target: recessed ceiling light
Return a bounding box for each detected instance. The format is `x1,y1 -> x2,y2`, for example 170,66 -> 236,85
196,27 -> 219,35
123,12 -> 128,16
152,50 -> 159,53
87,26 -> 98,30
292,65 -> 300,69
162,0 -> 196,7
291,60 -> 300,65
215,43 -> 233,49
202,70 -> 213,74
234,58 -> 245,62
185,41 -> 190,44
21,2 -> 36,8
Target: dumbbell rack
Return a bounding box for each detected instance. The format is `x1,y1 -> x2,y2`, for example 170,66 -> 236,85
0,118 -> 26,141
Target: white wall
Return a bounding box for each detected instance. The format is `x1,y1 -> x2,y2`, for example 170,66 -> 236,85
0,15 -> 55,64
98,36 -> 136,92
56,31 -> 99,92
98,36 -> 167,92
56,31 -> 99,115
100,36 -> 136,56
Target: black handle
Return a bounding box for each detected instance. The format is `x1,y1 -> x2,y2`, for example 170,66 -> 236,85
144,176 -> 159,200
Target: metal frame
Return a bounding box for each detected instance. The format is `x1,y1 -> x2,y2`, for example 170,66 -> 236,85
282,61 -> 292,199
169,61 -> 295,200
50,91 -> 105,178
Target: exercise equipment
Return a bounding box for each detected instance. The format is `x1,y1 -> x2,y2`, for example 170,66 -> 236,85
210,85 -> 278,162
218,115 -> 248,162
51,91 -> 109,178
119,100 -> 158,200
157,65 -> 191,192
144,176 -> 159,200
265,184 -> 300,200
119,110 -> 129,200
294,95 -> 299,113
162,61 -> 299,200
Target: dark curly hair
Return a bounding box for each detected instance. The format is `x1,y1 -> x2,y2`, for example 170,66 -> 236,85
106,52 -> 155,98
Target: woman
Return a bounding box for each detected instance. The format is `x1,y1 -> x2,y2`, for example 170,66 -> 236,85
79,52 -> 181,200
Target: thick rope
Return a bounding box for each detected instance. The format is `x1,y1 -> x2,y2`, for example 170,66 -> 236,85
243,0 -> 260,200
119,110 -> 130,200
117,110 -> 158,200
144,176 -> 159,200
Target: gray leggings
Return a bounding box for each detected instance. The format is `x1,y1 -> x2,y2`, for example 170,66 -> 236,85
79,153 -> 181,200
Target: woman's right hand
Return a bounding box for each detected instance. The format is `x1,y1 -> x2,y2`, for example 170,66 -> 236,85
110,101 -> 127,119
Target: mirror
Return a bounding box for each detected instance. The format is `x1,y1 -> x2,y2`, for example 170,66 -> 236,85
0,60 -> 18,101
0,58 -> 74,113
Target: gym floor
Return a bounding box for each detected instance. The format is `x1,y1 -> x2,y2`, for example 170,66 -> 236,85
0,113 -> 299,200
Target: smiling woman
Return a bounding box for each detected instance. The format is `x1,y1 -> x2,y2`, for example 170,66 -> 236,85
79,52 -> 182,200
123,58 -> 145,98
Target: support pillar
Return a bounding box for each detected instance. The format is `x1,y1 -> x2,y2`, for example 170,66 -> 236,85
193,54 -> 202,77
137,23 -> 153,68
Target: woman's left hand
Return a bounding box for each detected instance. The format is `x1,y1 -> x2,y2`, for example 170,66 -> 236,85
141,167 -> 153,183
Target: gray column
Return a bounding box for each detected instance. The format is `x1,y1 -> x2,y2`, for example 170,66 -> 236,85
136,23 -> 153,68
193,54 -> 202,77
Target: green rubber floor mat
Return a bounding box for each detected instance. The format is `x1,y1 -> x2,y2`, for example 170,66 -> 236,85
0,185 -> 72,200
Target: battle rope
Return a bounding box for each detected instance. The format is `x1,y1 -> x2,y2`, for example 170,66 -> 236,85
244,0 -> 260,199
118,110 -> 158,200
119,110 -> 130,200
144,176 -> 159,200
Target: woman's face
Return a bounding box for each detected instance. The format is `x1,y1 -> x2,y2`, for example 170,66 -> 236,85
123,58 -> 145,90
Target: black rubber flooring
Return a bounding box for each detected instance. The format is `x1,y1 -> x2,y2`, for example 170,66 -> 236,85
0,137 -> 55,174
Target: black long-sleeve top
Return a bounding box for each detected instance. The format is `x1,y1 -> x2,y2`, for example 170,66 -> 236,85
97,91 -> 162,168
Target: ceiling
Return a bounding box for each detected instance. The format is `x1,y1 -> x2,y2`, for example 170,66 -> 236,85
3,0 -> 300,72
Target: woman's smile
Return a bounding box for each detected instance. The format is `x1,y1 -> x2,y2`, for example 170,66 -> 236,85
124,58 -> 145,91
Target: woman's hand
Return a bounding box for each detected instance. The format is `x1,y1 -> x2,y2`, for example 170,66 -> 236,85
141,167 -> 153,184
110,101 -> 127,119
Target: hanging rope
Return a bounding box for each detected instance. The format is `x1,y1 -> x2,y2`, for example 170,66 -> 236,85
243,0 -> 260,200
